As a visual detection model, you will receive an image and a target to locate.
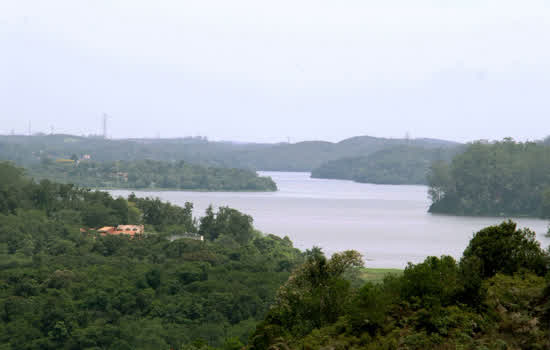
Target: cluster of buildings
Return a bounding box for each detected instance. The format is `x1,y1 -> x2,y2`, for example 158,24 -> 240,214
82,225 -> 205,242
96,225 -> 145,238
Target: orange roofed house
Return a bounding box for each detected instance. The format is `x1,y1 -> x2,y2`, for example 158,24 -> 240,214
98,225 -> 144,237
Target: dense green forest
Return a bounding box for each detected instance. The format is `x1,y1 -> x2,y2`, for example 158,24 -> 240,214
311,146 -> 460,185
0,134 -> 459,172
0,162 -> 301,349
2,161 -> 550,349
428,138 -> 550,217
28,159 -> 277,191
249,221 -> 550,349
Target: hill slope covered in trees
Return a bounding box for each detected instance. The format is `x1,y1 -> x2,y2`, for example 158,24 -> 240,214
311,145 -> 460,185
249,221 -> 550,349
0,134 -> 459,172
0,162 -> 300,349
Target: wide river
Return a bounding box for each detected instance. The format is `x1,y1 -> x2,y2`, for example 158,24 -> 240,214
110,171 -> 550,268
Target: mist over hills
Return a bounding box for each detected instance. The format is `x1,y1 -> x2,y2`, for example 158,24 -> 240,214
0,133 -> 460,173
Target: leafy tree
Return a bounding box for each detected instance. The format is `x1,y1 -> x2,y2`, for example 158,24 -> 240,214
460,220 -> 548,279
401,255 -> 460,307
251,249 -> 363,347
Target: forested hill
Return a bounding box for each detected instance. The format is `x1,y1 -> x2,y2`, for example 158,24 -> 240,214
249,221 -> 550,349
0,162 -> 302,349
311,145 -> 461,185
428,138 -> 550,218
28,159 -> 277,191
0,134 -> 459,172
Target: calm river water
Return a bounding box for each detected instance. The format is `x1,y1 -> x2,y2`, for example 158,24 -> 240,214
110,172 -> 550,268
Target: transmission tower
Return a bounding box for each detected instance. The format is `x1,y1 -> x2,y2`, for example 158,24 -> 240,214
102,113 -> 109,139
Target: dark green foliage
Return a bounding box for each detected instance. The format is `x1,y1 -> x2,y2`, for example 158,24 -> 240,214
199,206 -> 254,244
311,145 -> 460,185
129,194 -> 195,231
0,162 -> 302,349
249,222 -> 550,350
250,249 -> 363,347
27,159 -> 277,192
401,256 -> 460,307
460,220 -> 548,279
428,138 -> 550,217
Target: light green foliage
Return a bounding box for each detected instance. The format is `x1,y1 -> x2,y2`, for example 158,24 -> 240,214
354,268 -> 403,284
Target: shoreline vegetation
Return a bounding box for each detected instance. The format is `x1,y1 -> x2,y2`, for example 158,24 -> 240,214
428,138 -> 550,218
249,221 -> 550,349
1,161 -> 550,349
28,159 -> 278,192
81,186 -> 278,193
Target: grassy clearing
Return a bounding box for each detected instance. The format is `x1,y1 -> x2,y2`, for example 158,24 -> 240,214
358,268 -> 403,283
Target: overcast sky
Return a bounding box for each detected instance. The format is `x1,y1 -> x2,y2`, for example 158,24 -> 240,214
1,1 -> 549,143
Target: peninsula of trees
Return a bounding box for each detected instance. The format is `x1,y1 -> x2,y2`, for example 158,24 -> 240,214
428,138 -> 550,218
30,159 -> 277,191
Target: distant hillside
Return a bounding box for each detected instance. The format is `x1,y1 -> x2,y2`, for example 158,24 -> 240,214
0,134 -> 460,172
311,145 -> 462,185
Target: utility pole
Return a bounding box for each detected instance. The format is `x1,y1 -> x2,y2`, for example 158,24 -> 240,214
28,120 -> 31,136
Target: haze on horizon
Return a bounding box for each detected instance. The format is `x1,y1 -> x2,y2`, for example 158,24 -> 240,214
1,0 -> 549,144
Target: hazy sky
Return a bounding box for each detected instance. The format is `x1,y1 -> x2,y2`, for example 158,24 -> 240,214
1,1 -> 549,143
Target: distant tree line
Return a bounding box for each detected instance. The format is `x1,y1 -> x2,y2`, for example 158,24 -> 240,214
28,159 -> 277,192
0,134 -> 460,172
311,145 -> 460,185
